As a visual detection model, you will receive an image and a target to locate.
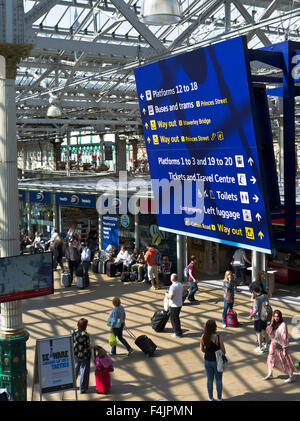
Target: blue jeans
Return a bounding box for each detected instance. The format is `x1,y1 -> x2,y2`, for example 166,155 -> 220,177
222,297 -> 234,325
75,357 -> 90,393
188,279 -> 198,301
111,323 -> 132,354
204,360 -> 223,400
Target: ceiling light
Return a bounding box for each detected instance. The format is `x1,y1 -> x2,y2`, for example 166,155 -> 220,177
140,0 -> 182,25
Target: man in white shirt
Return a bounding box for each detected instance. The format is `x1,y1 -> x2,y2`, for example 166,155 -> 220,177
232,248 -> 251,287
166,273 -> 183,338
81,242 -> 91,287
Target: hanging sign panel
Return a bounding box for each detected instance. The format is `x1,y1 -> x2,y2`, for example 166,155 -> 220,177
134,36 -> 274,253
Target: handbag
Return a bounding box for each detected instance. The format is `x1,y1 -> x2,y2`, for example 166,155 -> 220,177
108,333 -> 117,347
249,307 -> 254,318
107,316 -> 122,328
163,295 -> 170,312
225,293 -> 233,304
215,335 -> 228,373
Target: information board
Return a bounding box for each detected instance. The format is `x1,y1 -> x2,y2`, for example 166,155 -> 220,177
0,253 -> 53,303
134,36 -> 273,253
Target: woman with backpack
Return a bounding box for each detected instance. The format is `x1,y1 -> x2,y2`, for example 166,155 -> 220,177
200,320 -> 226,401
263,310 -> 298,383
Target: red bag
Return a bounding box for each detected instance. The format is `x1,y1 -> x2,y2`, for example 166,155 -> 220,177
226,309 -> 239,327
95,366 -> 114,394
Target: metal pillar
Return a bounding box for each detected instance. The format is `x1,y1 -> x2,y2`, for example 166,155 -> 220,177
251,251 -> 265,283
134,213 -> 140,249
176,235 -> 183,282
0,41 -> 32,401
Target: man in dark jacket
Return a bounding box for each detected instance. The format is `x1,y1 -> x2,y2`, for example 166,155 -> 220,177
65,241 -> 81,283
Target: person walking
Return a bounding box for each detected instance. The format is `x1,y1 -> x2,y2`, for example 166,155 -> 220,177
81,242 -> 91,287
200,320 -> 226,401
263,310 -> 298,383
166,273 -> 183,338
145,244 -> 159,290
232,247 -> 251,287
107,297 -> 133,356
71,318 -> 95,394
222,270 -> 235,328
53,236 -> 65,271
249,286 -> 269,353
65,241 -> 81,283
187,256 -> 199,303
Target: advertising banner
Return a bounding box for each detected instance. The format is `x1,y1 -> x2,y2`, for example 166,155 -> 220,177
33,335 -> 76,396
134,36 -> 273,253
55,192 -> 97,208
102,214 -> 119,250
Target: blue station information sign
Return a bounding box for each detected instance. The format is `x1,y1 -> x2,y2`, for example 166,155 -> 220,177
134,36 -> 274,253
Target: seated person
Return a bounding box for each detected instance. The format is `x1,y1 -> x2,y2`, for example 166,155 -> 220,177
161,256 -> 171,272
122,248 -> 139,272
131,249 -> 145,282
114,245 -> 129,273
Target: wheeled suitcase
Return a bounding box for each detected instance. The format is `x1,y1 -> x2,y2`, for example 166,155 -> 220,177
98,259 -> 107,274
106,261 -> 116,277
95,367 -> 114,394
151,310 -> 169,332
61,271 -> 71,287
126,328 -> 156,357
76,276 -> 84,289
158,271 -> 171,286
75,264 -> 83,277
92,259 -> 99,273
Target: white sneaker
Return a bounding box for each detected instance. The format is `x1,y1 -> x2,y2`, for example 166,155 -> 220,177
222,324 -> 227,328
262,375 -> 273,381
284,377 -> 296,383
254,347 -> 264,353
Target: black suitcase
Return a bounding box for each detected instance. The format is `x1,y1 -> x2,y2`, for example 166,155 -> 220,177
106,261 -> 116,277
75,264 -> 83,277
92,259 -> 99,273
121,271 -> 130,282
158,271 -> 171,286
151,310 -> 169,332
126,329 -> 157,357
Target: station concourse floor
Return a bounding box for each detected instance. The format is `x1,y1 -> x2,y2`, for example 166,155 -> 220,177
24,270 -> 300,402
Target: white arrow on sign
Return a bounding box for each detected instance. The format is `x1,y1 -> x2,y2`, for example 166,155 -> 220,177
250,176 -> 256,184
256,213 -> 262,221
258,231 -> 264,240
253,194 -> 259,203
248,157 -> 254,166
142,108 -> 146,114
140,93 -> 144,100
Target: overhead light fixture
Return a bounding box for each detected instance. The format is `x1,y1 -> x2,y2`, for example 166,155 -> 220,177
140,0 -> 182,25
47,94 -> 62,118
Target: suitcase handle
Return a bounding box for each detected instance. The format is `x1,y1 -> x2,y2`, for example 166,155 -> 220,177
125,327 -> 136,340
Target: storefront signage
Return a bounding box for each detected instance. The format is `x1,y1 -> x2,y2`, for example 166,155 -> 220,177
102,214 -> 119,250
18,189 -> 26,202
32,335 -> 77,399
29,190 -> 51,204
55,193 -> 97,208
134,36 -> 273,253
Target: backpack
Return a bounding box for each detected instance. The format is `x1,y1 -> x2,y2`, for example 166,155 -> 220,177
156,250 -> 162,265
184,265 -> 189,278
226,309 -> 239,327
260,299 -> 272,322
